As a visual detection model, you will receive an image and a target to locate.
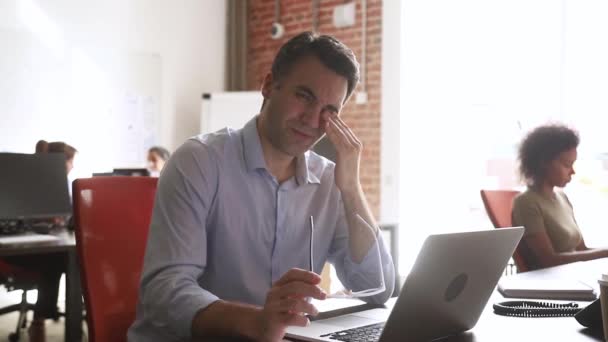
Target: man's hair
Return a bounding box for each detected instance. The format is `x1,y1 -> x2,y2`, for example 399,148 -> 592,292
271,31 -> 360,101
148,146 -> 171,161
518,124 -> 579,184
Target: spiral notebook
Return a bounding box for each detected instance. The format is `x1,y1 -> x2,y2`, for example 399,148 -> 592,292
498,277 -> 597,301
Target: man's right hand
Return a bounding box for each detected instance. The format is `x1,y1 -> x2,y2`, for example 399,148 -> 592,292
257,268 -> 327,341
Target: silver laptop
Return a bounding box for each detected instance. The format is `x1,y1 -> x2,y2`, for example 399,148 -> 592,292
286,226 -> 524,342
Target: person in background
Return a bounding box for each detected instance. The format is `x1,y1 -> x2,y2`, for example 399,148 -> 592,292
147,146 -> 170,176
4,140 -> 77,342
35,140 -> 77,195
35,140 -> 77,220
35,140 -> 77,173
512,124 -> 608,270
128,32 -> 394,342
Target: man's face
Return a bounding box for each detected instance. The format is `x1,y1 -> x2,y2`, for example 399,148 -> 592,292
259,55 -> 349,157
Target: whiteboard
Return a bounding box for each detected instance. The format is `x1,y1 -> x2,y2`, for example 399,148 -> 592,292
200,91 -> 263,134
0,28 -> 161,175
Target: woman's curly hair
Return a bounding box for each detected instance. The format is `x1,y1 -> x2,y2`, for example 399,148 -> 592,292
518,124 -> 579,185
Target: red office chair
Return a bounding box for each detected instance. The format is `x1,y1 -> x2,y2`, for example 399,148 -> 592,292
0,260 -> 39,341
73,177 -> 157,342
480,190 -> 534,273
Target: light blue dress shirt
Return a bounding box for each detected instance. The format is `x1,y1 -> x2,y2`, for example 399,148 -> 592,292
128,117 -> 395,341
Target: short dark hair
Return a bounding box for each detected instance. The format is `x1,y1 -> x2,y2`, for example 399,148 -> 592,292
518,124 -> 579,184
148,146 -> 171,161
271,31 -> 360,101
35,140 -> 77,160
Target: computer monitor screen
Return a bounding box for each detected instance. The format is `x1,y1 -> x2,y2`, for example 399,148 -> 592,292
0,153 -> 72,219
92,172 -> 114,177
112,168 -> 150,177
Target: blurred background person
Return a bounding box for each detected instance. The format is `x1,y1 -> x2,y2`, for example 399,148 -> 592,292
147,146 -> 170,177
3,140 -> 77,342
35,140 -> 77,222
35,140 -> 77,197
512,124 -> 608,270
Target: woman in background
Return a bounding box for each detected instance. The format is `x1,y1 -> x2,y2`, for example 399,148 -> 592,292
147,146 -> 170,176
36,140 -> 77,196
35,140 -> 77,175
5,140 -> 77,342
512,124 -> 608,270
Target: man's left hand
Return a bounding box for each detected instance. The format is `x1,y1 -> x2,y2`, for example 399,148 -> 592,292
322,112 -> 362,195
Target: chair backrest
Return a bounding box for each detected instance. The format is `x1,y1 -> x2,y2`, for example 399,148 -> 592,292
0,259 -> 39,291
480,189 -> 530,272
73,176 -> 157,342
480,190 -> 519,228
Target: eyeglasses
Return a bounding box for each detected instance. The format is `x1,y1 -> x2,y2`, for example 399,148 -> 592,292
309,214 -> 386,299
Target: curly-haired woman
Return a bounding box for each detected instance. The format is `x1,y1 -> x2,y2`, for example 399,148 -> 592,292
512,124 -> 608,270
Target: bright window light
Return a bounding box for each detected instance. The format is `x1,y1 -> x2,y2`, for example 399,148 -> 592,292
399,0 -> 608,275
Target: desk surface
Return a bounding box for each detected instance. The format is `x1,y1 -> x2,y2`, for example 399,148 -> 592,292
437,294 -> 601,341
0,228 -> 81,342
434,259 -> 608,341
0,229 -> 75,256
283,258 -> 608,342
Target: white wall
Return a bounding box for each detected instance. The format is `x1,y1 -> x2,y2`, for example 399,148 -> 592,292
0,0 -> 226,174
380,0 -> 402,224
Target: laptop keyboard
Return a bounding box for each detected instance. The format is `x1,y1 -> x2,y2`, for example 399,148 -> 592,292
320,322 -> 385,341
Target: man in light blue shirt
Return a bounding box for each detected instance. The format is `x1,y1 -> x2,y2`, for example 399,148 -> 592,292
128,31 -> 394,342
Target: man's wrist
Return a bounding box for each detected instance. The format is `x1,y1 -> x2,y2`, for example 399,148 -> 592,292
191,300 -> 264,340
245,306 -> 264,341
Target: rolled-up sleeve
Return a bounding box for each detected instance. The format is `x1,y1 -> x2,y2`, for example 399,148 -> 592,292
327,201 -> 395,305
137,139 -> 219,339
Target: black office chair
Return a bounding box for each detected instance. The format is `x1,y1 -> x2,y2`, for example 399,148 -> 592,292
0,260 -> 38,342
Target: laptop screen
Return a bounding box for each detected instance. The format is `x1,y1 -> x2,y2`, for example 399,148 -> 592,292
0,153 -> 71,219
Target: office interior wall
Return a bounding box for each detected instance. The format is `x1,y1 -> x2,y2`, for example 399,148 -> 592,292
247,0 -> 384,218
0,0 -> 226,175
380,1 -> 401,224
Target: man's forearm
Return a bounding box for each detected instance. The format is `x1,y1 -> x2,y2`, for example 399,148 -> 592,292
191,300 -> 262,340
340,185 -> 378,263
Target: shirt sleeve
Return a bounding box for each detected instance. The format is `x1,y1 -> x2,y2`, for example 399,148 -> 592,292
137,139 -> 220,339
512,195 -> 544,236
326,198 -> 396,305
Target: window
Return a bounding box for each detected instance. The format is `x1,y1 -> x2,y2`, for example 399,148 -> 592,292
397,0 -> 608,275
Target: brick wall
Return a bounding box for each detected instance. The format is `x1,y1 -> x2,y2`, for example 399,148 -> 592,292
247,0 -> 383,217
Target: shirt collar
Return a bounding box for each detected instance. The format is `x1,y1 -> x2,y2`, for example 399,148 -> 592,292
241,116 -> 322,185
242,116 -> 267,172
297,152 -> 321,185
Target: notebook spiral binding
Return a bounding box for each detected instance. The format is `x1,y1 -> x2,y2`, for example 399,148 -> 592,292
493,300 -> 582,317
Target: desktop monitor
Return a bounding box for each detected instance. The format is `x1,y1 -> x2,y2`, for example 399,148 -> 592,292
112,168 -> 150,177
0,153 -> 72,219
92,172 -> 114,177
